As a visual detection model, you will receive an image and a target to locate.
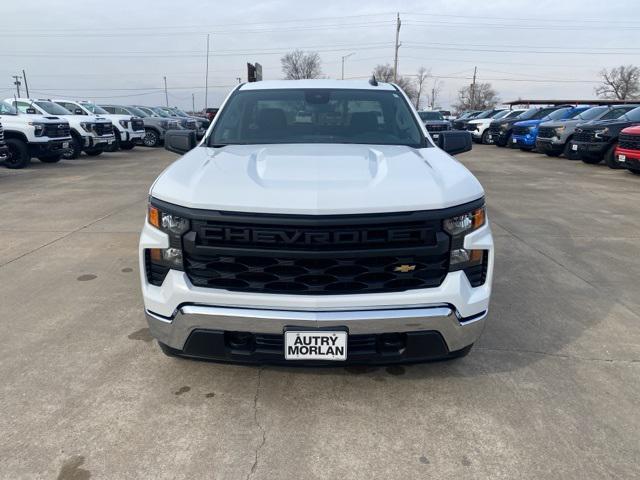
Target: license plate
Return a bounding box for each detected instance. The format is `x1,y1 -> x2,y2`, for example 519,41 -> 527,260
432,133 -> 439,140
618,154 -> 626,162
62,141 -> 69,148
512,137 -> 517,143
571,143 -> 578,151
284,331 -> 347,361
108,138 -> 114,144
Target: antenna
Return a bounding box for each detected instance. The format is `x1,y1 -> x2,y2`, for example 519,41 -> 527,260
369,75 -> 378,87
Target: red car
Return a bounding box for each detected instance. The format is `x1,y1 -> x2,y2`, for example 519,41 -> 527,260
616,125 -> 640,175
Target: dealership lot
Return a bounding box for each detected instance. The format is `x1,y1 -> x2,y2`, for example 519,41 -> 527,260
1,146 -> 638,479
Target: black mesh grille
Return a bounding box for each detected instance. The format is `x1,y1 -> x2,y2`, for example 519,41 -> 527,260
425,124 -> 449,132
131,118 -> 145,131
489,124 -> 502,135
176,208 -> 459,295
0,124 -> 3,141
513,126 -> 530,136
94,123 -> 114,136
43,123 -> 70,138
619,133 -> 640,151
574,130 -> 595,142
537,127 -> 556,139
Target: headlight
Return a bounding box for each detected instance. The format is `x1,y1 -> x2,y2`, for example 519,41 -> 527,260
554,126 -> 565,135
146,203 -> 190,271
444,205 -> 487,275
28,121 -> 45,136
119,119 -> 130,128
80,122 -> 94,132
594,128 -> 609,139
500,124 -> 508,131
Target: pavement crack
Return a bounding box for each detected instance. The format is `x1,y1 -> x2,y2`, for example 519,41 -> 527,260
246,367 -> 266,480
477,346 -> 640,364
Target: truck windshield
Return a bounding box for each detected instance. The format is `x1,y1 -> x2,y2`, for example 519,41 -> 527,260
419,111 -> 444,121
622,107 -> 640,122
492,110 -> 510,120
126,106 -> 149,117
543,108 -> 571,121
530,107 -> 561,120
82,103 -> 109,114
35,101 -> 72,115
0,102 -> 17,115
151,108 -> 171,118
210,88 -> 424,148
574,107 -> 607,120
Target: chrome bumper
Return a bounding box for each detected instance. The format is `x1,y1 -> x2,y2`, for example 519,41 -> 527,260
146,304 -> 487,353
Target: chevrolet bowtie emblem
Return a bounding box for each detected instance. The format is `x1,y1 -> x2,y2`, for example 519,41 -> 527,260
394,264 -> 416,273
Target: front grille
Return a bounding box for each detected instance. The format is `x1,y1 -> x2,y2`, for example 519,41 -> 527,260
183,120 -> 197,130
0,124 -> 4,141
513,126 -> 530,136
131,118 -> 145,132
574,130 -> 595,142
464,123 -> 478,131
489,124 -> 502,135
94,123 -> 114,136
425,124 -> 449,132
171,205 -> 463,295
43,123 -> 70,138
537,127 -> 556,139
619,133 -> 640,151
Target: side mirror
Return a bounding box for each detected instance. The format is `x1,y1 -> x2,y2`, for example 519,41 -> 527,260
165,129 -> 197,155
437,130 -> 472,155
26,108 -> 37,114
74,108 -> 84,115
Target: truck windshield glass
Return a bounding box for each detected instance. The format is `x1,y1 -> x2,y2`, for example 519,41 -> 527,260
622,107 -> 640,122
0,102 -> 17,115
505,110 -> 523,119
530,107 -> 560,120
82,103 -> 108,114
151,108 -> 171,118
514,108 -> 539,120
35,101 -> 71,115
602,106 -> 636,120
419,111 -> 444,121
210,88 -> 424,148
492,111 -> 509,119
126,106 -> 148,117
474,110 -> 495,119
543,108 -> 571,121
575,107 -> 607,120
136,107 -> 155,116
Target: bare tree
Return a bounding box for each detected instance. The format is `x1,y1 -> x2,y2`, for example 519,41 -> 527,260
595,65 -> 640,100
453,82 -> 499,112
281,50 -> 322,80
414,66 -> 431,109
372,64 -> 418,105
427,79 -> 444,110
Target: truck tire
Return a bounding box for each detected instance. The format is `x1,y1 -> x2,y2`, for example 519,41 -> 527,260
63,136 -> 82,160
481,130 -> 491,144
4,138 -> 31,169
563,140 -> 579,160
120,141 -> 135,150
38,154 -> 62,163
143,129 -> 160,147
604,143 -> 624,169
85,149 -> 103,157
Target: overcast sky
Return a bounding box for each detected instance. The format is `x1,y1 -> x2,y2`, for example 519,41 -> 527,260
1,0 -> 639,110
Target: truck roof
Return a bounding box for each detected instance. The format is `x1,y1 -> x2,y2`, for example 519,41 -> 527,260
238,79 -> 397,91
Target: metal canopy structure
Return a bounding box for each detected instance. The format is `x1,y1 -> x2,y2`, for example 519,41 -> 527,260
504,99 -> 640,106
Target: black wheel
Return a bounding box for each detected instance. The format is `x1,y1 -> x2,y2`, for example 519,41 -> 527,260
481,130 -> 491,144
120,141 -> 135,150
629,169 -> 640,175
38,154 -> 62,163
506,133 -> 516,148
158,341 -> 181,357
581,155 -> 602,165
62,136 -> 82,160
604,143 -> 624,169
4,138 -> 31,169
84,149 -> 103,157
143,129 -> 160,147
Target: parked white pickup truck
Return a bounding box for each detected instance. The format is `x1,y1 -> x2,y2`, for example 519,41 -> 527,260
139,79 -> 493,365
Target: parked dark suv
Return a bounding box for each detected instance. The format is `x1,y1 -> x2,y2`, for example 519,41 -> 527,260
488,106 -> 567,148
573,106 -> 640,169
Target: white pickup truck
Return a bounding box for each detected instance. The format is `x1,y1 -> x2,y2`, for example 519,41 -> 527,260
7,98 -> 115,159
139,79 -> 493,365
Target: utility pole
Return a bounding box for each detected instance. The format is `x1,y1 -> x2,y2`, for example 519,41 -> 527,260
204,34 -> 210,110
341,52 -> 355,80
393,12 -> 401,83
22,70 -> 30,97
192,93 -> 195,113
470,66 -> 477,109
12,75 -> 22,97
236,77 -> 241,84
163,76 -> 168,107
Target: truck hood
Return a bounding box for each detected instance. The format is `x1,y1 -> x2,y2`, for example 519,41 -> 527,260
58,114 -> 109,123
151,144 -> 484,215
578,118 -> 636,130
0,114 -> 68,124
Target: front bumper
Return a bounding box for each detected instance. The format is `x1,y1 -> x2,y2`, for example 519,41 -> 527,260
572,140 -> 609,159
84,134 -> 116,149
615,146 -> 640,171
513,134 -> 536,148
0,144 -> 8,161
118,128 -> 145,143
139,218 -> 494,363
28,138 -> 73,156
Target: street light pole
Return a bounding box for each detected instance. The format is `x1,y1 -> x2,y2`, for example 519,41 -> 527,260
341,52 -> 355,80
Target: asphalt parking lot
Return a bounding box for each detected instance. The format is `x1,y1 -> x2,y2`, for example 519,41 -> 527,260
1,145 -> 639,479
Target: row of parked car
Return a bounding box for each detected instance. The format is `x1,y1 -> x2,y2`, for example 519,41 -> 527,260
444,105 -> 640,175
0,99 -> 211,169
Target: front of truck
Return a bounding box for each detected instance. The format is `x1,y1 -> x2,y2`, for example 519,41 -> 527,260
139,80 -> 494,365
